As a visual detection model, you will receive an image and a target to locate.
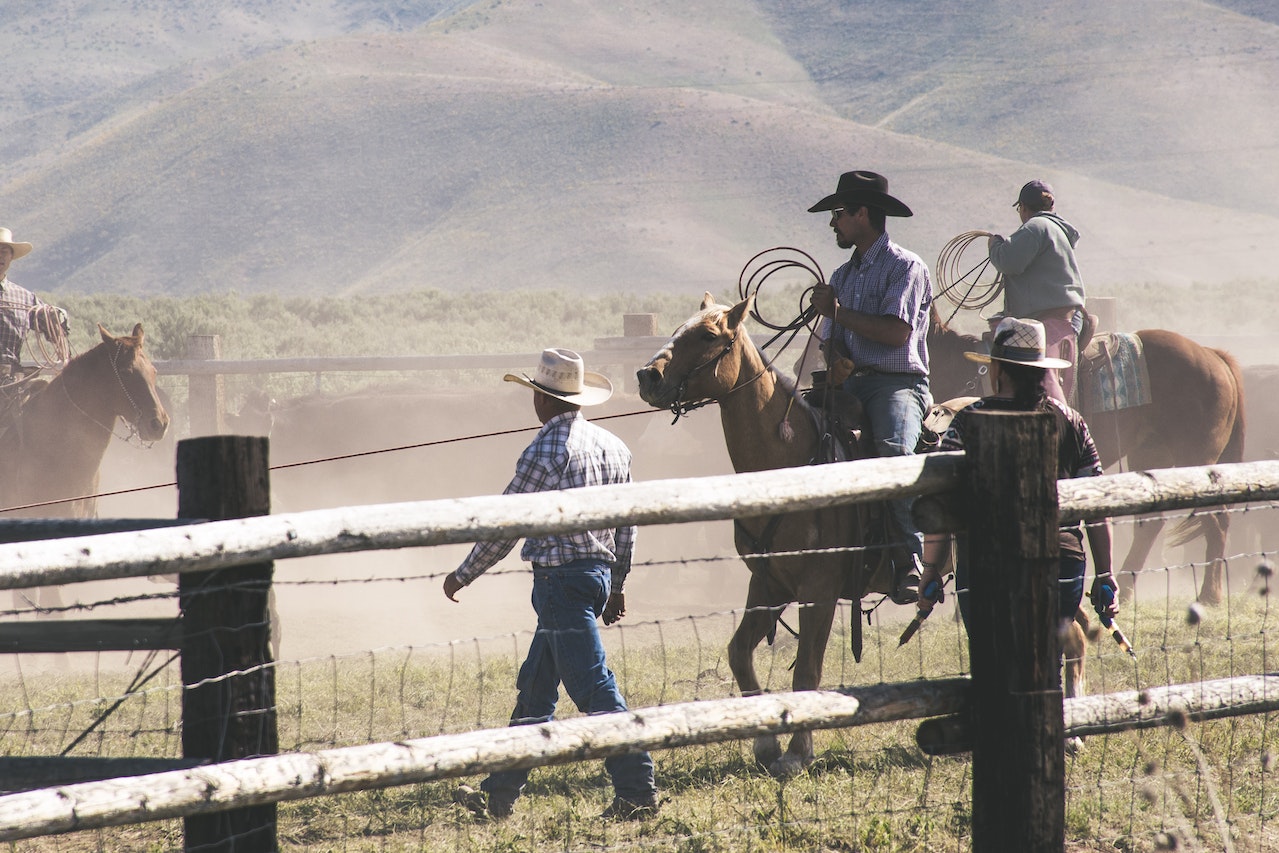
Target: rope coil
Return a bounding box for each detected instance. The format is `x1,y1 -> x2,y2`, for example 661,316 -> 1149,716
935,230 -> 1003,314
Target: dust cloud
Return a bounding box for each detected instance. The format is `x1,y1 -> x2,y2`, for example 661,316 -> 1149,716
88,384 -> 754,663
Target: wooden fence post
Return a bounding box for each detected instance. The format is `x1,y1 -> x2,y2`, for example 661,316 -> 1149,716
177,436 -> 277,852
965,410 -> 1063,852
187,335 -> 225,437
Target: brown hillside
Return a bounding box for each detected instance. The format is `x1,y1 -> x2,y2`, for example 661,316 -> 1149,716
2,0 -> 1277,305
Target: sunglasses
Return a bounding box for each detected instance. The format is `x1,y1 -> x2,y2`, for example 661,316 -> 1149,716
833,206 -> 861,219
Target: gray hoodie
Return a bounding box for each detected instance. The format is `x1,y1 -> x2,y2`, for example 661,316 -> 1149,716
987,212 -> 1085,319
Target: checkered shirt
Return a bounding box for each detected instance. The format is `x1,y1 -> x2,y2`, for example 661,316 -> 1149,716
821,231 -> 932,375
0,278 -> 44,368
454,410 -> 637,589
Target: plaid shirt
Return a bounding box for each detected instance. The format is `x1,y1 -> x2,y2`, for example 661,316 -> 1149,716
821,231 -> 932,375
454,410 -> 637,589
0,278 -> 45,368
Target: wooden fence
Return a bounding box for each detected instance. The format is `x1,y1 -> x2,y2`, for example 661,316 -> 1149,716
0,424 -> 1278,850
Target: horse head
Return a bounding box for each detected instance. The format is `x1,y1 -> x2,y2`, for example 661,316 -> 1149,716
98,323 -> 170,443
926,304 -> 987,400
636,292 -> 756,413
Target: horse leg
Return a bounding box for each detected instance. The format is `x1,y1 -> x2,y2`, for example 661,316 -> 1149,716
1062,610 -> 1088,755
769,597 -> 837,778
728,573 -> 785,770
1118,515 -> 1164,603
1197,515 -> 1229,606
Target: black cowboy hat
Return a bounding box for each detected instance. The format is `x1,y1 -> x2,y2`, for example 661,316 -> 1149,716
808,170 -> 913,217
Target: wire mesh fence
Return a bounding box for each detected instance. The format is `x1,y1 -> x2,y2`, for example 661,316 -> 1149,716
0,497 -> 1275,850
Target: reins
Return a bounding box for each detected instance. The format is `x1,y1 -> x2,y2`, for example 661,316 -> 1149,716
56,341 -> 159,448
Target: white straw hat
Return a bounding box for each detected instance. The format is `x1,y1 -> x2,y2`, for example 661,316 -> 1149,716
964,317 -> 1072,369
0,228 -> 33,261
504,348 -> 614,406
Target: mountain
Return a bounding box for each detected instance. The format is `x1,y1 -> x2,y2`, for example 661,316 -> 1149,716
2,0 -> 1277,303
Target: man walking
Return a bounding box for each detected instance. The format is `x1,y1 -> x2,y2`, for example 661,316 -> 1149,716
443,348 -> 658,820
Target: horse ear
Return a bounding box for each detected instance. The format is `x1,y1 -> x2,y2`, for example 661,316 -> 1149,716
132,323 -> 144,342
725,293 -> 755,329
700,291 -> 716,310
98,323 -> 112,343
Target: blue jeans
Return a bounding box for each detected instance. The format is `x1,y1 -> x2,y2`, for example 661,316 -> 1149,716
481,559 -> 656,804
842,372 -> 929,557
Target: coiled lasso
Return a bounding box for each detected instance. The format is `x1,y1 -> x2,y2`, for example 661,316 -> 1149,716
935,230 -> 1003,319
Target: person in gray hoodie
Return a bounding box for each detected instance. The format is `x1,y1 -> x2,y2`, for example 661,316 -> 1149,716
986,180 -> 1086,404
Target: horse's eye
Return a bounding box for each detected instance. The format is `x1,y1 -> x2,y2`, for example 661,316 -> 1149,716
701,330 -> 720,343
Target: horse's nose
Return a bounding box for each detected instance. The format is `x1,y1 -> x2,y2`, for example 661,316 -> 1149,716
636,365 -> 660,390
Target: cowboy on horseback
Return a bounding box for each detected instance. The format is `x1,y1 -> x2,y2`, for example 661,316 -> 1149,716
806,170 -> 933,604
0,228 -> 70,381
986,181 -> 1089,404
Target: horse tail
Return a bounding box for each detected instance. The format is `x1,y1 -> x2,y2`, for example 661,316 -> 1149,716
1216,348 -> 1247,467
1168,348 -> 1246,548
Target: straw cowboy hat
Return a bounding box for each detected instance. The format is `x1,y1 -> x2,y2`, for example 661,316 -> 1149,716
808,170 -> 913,217
964,317 -> 1072,369
504,348 -> 614,406
0,228 -> 33,261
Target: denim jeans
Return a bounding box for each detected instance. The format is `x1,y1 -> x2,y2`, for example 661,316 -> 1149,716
842,371 -> 929,557
481,559 -> 656,804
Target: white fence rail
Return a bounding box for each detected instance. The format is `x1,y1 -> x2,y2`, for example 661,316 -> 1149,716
1,456 -> 1277,591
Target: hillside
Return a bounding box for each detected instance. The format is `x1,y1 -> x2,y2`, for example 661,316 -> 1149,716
1,0 -> 1277,314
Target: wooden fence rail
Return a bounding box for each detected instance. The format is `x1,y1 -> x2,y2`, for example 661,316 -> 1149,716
0,672 -> 1274,843
0,456 -> 1276,591
2,428 -> 1278,850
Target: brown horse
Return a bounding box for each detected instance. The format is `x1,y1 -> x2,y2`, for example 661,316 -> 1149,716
0,324 -> 170,610
636,293 -> 875,778
928,313 -> 1246,605
1082,330 -> 1245,605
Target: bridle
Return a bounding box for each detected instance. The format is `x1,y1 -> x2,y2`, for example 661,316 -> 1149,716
59,341 -> 159,447
663,325 -> 784,424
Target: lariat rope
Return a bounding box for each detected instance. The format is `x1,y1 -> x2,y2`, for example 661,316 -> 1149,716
934,230 -> 1003,325
663,246 -> 826,427
735,247 -> 829,442
0,300 -> 72,392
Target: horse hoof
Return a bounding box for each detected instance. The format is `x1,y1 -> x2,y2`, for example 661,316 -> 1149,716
753,736 -> 782,771
768,753 -> 811,779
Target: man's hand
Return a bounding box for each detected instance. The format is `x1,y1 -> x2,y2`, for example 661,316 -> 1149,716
916,564 -> 946,614
1089,574 -> 1119,623
809,283 -> 838,319
602,592 -> 626,625
443,572 -> 464,602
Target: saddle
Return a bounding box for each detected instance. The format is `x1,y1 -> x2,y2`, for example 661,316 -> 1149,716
1078,331 -> 1152,414
0,372 -> 48,439
801,380 -> 976,603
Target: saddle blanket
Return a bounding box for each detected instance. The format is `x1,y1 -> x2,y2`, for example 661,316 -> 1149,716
1080,332 -> 1152,414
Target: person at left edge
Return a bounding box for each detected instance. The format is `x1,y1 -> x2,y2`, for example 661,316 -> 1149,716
0,227 -> 70,383
442,348 -> 658,821
806,170 -> 933,605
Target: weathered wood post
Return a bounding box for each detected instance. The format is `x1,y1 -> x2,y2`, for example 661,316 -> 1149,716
595,313 -> 662,393
178,436 -> 277,852
965,410 -> 1063,852
187,334 -> 225,437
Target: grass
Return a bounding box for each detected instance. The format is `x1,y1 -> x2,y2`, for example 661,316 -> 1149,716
0,578 -> 1276,851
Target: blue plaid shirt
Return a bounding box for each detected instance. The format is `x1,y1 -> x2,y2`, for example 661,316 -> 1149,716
0,278 -> 46,369
820,232 -> 932,375
454,410 -> 637,589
